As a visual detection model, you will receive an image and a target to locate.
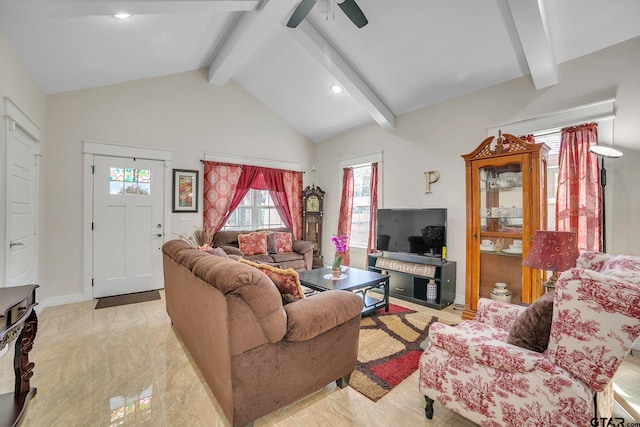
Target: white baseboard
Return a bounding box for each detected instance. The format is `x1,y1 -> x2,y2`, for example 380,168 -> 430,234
633,338 -> 640,351
37,293 -> 87,314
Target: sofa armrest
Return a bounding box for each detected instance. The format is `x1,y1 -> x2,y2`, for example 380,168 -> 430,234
474,298 -> 527,331
284,291 -> 363,342
292,240 -> 313,254
292,240 -> 314,270
428,322 -> 543,373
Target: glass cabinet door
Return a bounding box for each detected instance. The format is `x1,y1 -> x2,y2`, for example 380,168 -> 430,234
477,161 -> 525,304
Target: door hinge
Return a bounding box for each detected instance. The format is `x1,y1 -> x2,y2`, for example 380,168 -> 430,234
91,222 -> 94,230
92,278 -> 94,287
91,165 -> 95,174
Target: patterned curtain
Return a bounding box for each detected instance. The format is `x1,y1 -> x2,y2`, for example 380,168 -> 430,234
556,123 -> 601,251
282,170 -> 303,239
203,162 -> 242,232
337,167 -> 354,265
366,162 -> 379,254
217,165 -> 261,230
204,162 -> 302,236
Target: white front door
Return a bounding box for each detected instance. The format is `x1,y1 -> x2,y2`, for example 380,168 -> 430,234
92,156 -> 165,297
5,124 -> 39,286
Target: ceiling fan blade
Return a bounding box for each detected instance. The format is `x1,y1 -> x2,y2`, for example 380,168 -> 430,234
337,0 -> 368,28
287,0 -> 318,28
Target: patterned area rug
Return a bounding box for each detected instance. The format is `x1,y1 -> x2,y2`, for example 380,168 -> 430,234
350,303 -> 455,402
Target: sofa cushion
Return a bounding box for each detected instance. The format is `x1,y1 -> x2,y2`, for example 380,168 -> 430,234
221,245 -> 244,257
239,259 -> 305,304
206,247 -> 229,258
270,252 -> 303,263
212,230 -> 241,248
284,291 -> 364,342
267,231 -> 293,254
507,291 -> 554,353
238,232 -> 268,256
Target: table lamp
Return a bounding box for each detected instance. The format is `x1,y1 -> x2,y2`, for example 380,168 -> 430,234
522,230 -> 580,292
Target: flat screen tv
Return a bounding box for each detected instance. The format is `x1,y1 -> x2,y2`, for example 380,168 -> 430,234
376,208 -> 447,258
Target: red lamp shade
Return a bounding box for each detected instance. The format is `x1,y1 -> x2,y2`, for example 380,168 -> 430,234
522,231 -> 580,273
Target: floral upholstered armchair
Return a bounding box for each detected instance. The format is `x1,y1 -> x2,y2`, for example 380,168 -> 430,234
418,251 -> 640,426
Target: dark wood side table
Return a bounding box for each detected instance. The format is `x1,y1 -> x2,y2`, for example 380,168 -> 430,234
0,285 -> 38,427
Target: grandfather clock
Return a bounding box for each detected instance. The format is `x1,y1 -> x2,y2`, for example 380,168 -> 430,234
302,185 -> 325,268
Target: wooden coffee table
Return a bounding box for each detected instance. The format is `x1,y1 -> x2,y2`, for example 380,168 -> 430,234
298,267 -> 389,316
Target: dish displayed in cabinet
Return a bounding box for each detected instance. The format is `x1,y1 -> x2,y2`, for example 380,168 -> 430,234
502,248 -> 523,255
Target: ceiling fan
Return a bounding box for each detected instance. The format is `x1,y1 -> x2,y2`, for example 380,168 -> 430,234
287,0 -> 368,29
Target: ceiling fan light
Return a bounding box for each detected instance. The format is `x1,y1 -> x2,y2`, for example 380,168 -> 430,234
330,84 -> 343,94
114,13 -> 132,20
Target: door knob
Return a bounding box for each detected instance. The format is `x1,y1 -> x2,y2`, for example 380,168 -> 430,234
9,241 -> 24,248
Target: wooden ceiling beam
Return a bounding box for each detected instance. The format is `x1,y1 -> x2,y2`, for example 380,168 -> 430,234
208,0 -> 299,86
507,0 -> 558,89
292,20 -> 396,130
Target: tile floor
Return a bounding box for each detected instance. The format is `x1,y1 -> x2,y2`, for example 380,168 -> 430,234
0,292 -> 637,426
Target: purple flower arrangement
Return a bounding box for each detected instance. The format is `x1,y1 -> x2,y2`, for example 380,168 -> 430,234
331,234 -> 349,268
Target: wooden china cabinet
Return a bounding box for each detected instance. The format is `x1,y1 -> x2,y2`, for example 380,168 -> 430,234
461,132 -> 549,320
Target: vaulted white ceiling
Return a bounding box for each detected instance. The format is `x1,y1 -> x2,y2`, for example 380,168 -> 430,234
1,0 -> 639,142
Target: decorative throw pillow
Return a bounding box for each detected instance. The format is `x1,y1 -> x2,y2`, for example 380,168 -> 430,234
507,291 -> 555,353
237,232 -> 268,256
239,259 -> 305,304
267,231 -> 293,254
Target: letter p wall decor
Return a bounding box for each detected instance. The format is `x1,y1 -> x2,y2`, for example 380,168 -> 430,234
424,171 -> 440,194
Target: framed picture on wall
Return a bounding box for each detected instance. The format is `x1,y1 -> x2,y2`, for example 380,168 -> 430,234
172,169 -> 198,212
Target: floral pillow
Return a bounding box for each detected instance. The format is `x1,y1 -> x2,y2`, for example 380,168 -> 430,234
267,231 -> 293,254
239,259 -> 305,304
237,232 -> 268,256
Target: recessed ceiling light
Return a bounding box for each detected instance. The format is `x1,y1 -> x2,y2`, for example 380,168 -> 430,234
330,84 -> 343,94
114,13 -> 131,20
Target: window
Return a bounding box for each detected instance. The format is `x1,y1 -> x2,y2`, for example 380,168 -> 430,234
533,132 -> 561,229
109,167 -> 151,195
350,165 -> 372,247
223,189 -> 285,230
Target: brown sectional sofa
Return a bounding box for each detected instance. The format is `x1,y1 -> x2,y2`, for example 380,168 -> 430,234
162,239 -> 364,427
212,228 -> 313,271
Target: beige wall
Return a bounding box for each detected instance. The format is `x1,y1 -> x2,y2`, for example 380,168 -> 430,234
43,69 -> 314,302
0,35 -> 47,292
2,32 -> 639,306
315,36 -> 640,303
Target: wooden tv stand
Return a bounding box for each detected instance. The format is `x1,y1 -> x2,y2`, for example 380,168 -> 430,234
367,252 -> 456,310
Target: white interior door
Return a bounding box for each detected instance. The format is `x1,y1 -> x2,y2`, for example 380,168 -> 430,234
5,124 -> 38,286
93,156 -> 164,298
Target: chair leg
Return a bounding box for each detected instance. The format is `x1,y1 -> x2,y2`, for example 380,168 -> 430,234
424,396 -> 435,419
336,373 -> 351,388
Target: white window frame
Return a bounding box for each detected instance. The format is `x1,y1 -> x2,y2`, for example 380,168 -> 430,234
338,152 -> 383,248
222,189 -> 285,231
487,98 -> 616,238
